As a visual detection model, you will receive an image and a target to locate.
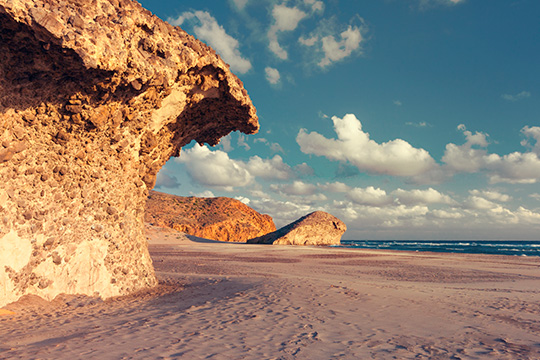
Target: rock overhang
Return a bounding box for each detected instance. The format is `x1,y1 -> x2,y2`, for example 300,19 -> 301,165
0,0 -> 258,307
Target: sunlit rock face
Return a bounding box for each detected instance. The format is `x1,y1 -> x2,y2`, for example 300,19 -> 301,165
145,191 -> 276,243
247,211 -> 347,246
0,0 -> 258,307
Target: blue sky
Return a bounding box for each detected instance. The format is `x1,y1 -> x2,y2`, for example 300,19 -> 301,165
140,0 -> 540,240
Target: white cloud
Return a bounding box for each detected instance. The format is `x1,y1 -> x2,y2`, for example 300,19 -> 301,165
271,180 -> 317,196
501,91 -> 531,102
254,137 -> 285,153
249,197 -> 314,228
393,100 -> 403,106
304,0 -> 324,12
521,126 -> 540,155
170,11 -> 252,74
246,155 -> 293,180
237,133 -> 251,150
469,190 -> 511,203
347,186 -> 394,207
392,188 -> 455,206
194,190 -> 215,197
270,142 -> 285,153
443,124 -> 540,184
484,152 -> 540,184
515,207 -> 540,224
235,196 -> 250,205
299,35 -> 318,46
294,162 -> 314,176
220,134 -> 233,152
177,145 -> 293,190
464,196 -> 500,210
319,25 -> 363,67
320,181 -> 351,193
155,170 -> 180,189
442,124 -> 490,173
430,209 -> 464,219
176,145 -> 253,191
265,67 -> 281,84
297,114 -> 437,177
298,16 -> 367,69
268,5 -> 307,60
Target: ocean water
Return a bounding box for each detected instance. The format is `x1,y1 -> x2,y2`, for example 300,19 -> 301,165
338,240 -> 540,257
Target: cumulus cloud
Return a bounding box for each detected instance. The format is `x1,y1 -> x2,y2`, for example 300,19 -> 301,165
501,91 -> 531,102
464,196 -> 502,210
469,190 -> 511,202
347,186 -> 394,207
297,114 -> 437,177
442,124 -> 491,173
176,145 -> 253,191
521,126 -> 540,155
319,25 -> 363,67
294,162 -> 315,176
268,4 -> 307,60
155,170 -> 180,189
297,15 -> 366,68
443,124 -> 540,184
265,67 -> 281,84
249,197 -> 314,228
246,155 -> 293,180
392,188 -> 455,206
320,181 -> 351,193
219,134 -> 233,152
177,145 -> 293,190
430,209 -> 464,219
271,180 -> 317,196
170,11 -> 252,74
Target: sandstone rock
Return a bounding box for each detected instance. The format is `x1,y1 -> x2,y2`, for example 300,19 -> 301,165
247,211 -> 347,246
145,191 -> 276,242
0,0 -> 258,307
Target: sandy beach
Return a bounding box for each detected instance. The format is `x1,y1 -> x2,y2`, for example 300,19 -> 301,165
1,225 -> 539,359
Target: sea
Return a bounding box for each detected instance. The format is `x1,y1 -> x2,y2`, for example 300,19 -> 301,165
338,240 -> 540,257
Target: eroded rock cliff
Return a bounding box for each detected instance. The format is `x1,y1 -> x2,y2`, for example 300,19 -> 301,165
145,191 -> 276,242
247,211 -> 347,246
0,0 -> 258,307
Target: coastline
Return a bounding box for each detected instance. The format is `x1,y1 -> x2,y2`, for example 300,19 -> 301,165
1,225 -> 539,359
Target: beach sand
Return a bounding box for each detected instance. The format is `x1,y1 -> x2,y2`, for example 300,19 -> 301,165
1,225 -> 539,359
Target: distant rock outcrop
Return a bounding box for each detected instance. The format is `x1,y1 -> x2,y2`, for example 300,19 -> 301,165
247,211 -> 347,246
145,191 -> 276,242
0,0 -> 258,307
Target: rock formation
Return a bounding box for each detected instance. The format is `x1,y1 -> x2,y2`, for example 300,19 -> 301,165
247,211 -> 347,246
0,0 -> 258,307
145,191 -> 276,242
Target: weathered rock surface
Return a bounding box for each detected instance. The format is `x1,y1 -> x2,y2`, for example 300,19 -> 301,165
145,191 -> 276,242
0,0 -> 258,307
247,211 -> 347,246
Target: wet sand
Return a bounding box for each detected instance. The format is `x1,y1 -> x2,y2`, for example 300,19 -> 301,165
1,225 -> 539,359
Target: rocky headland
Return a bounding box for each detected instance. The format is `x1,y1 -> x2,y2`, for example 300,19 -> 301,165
145,191 -> 276,242
0,0 -> 258,307
247,211 -> 347,246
